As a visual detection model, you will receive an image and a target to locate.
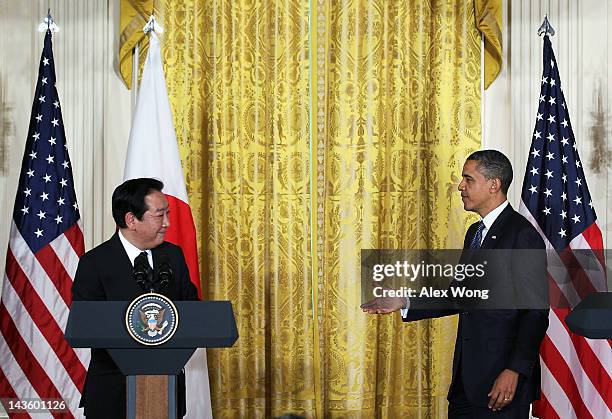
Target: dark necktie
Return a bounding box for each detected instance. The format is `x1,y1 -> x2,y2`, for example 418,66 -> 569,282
135,251 -> 151,269
469,221 -> 485,249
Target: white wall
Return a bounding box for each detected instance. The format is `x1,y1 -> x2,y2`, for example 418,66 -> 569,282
484,0 -> 611,256
0,0 -> 131,278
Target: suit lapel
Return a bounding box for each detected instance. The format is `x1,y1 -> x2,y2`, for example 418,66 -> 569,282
109,232 -> 134,274
151,244 -> 166,271
480,204 -> 514,249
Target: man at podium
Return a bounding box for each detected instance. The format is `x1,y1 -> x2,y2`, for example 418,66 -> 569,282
72,178 -> 198,419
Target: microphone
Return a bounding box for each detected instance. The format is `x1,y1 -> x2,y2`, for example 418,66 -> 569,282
155,254 -> 173,291
133,253 -> 153,292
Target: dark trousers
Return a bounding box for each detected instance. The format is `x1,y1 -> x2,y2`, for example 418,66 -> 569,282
448,367 -> 530,419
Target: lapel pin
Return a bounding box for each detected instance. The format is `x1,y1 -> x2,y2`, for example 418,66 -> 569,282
491,235 -> 497,239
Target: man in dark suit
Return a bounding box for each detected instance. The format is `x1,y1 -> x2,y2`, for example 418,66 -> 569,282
362,150 -> 549,418
72,178 -> 198,419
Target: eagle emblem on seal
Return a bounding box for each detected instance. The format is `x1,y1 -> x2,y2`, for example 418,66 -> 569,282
139,304 -> 169,337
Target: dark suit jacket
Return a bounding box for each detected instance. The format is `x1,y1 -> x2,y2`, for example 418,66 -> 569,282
72,232 -> 198,419
404,204 -> 549,407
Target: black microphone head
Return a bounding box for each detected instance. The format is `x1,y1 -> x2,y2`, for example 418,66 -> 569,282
133,266 -> 150,291
133,253 -> 153,292
156,254 -> 173,290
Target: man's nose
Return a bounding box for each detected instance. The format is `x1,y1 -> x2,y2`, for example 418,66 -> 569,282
162,213 -> 170,228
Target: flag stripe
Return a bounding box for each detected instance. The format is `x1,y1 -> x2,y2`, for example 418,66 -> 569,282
0,304 -> 63,401
558,249 -> 597,298
568,233 -> 607,292
540,334 -> 593,419
0,312 -> 68,419
62,222 -> 84,258
556,309 -> 612,409
585,337 -> 612,379
5,252 -> 87,387
579,222 -> 604,252
34,246 -> 73,306
9,227 -> 69,329
548,309 -> 611,416
1,281 -> 83,413
547,273 -> 571,309
0,334 -> 36,419
533,393 -> 562,419
519,203 -> 582,306
538,359 -> 576,419
49,232 -> 80,280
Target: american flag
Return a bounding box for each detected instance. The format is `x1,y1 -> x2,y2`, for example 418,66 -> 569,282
519,35 -> 612,418
0,31 -> 89,417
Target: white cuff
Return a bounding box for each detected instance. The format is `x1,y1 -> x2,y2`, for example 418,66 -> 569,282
399,296 -> 410,318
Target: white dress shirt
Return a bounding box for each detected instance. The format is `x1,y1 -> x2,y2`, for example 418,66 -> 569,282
400,200 -> 509,318
479,200 -> 508,247
118,229 -> 153,268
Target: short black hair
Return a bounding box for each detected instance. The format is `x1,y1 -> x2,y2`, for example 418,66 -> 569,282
112,178 -> 164,228
466,149 -> 513,195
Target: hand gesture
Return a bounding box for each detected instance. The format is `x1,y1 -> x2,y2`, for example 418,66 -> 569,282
360,295 -> 406,315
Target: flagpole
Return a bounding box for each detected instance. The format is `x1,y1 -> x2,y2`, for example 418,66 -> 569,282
132,16 -> 165,107
132,43 -> 139,107
480,34 -> 486,148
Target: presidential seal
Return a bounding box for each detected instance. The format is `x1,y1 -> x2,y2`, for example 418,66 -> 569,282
125,293 -> 178,346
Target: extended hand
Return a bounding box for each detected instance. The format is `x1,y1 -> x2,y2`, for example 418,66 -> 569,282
487,369 -> 519,411
360,296 -> 406,315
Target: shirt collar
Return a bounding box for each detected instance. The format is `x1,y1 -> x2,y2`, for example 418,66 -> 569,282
118,229 -> 152,267
481,200 -> 509,231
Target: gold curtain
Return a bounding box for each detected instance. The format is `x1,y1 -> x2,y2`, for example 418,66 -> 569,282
475,0 -> 503,89
200,1 -> 316,417
120,0 -> 485,417
314,1 -> 480,416
119,0 -> 152,90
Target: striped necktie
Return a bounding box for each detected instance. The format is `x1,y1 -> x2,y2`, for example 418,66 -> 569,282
469,221 -> 485,249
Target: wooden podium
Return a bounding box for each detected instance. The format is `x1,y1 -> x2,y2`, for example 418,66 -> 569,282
65,300 -> 238,418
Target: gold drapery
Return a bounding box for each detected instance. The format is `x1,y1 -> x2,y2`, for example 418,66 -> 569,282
314,1 -> 480,416
119,0 -> 152,89
475,0 -> 503,89
200,1 -> 316,417
120,1 -> 484,417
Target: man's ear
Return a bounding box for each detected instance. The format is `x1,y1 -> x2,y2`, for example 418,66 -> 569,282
124,212 -> 137,230
489,178 -> 501,194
